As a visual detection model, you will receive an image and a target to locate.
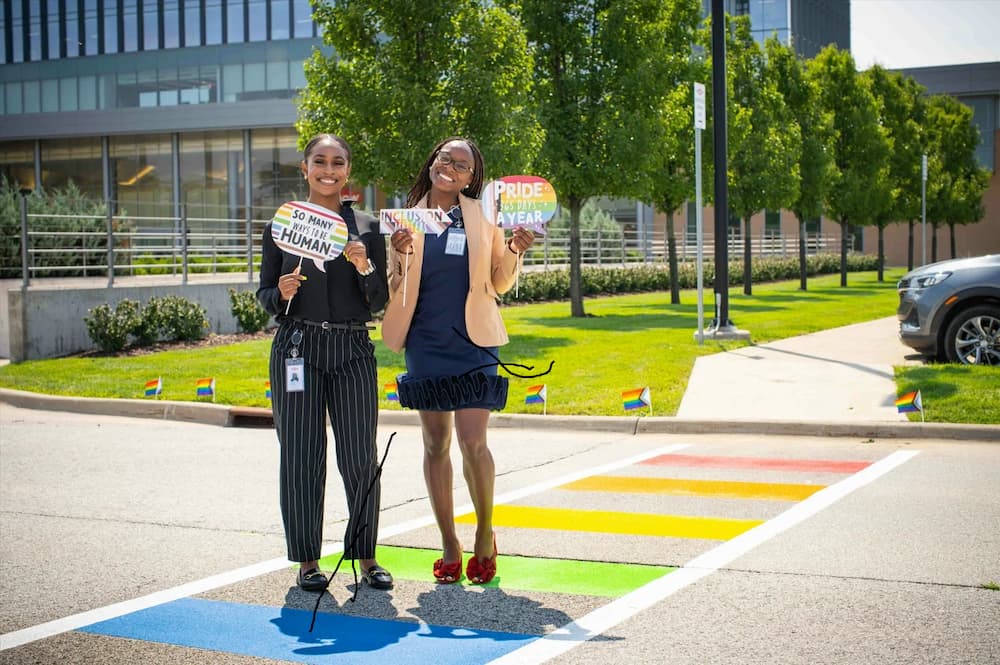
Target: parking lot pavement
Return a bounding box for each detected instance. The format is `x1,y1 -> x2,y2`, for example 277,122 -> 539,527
2,404 -> 998,664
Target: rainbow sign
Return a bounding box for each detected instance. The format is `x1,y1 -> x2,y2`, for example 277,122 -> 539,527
622,386 -> 651,412
384,382 -> 399,402
271,201 -> 350,271
481,175 -> 558,234
378,208 -> 447,236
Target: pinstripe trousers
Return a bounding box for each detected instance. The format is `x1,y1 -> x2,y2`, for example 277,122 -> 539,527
269,322 -> 381,563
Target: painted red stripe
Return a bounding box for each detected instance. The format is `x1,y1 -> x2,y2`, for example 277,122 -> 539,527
641,454 -> 870,474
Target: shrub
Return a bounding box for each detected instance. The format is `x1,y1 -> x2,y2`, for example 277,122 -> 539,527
152,295 -> 209,341
229,288 -> 271,333
84,300 -> 141,353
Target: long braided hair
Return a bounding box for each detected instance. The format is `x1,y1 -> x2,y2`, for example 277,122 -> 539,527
405,136 -> 485,207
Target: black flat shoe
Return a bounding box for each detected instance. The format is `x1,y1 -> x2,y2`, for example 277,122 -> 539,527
363,564 -> 393,590
297,567 -> 328,592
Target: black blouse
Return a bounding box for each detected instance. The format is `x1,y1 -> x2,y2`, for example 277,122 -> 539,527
256,202 -> 388,323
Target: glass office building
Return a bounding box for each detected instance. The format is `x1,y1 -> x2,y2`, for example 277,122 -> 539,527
715,0 -> 850,58
1,0 -> 322,221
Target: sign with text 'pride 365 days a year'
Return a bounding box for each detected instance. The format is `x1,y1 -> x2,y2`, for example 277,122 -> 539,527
271,201 -> 350,271
481,175 -> 558,234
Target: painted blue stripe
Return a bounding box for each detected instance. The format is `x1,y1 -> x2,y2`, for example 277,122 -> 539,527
78,597 -> 537,664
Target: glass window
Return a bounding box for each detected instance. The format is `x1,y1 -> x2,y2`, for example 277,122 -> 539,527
110,133 -> 174,220
164,1 -> 180,48
123,1 -> 138,51
293,0 -> 313,38
248,0 -> 266,40
251,127 -> 303,212
0,9 -> 7,66
40,137 -> 103,197
22,81 -> 40,113
143,2 -> 159,49
227,0 -> 244,42
116,71 -> 138,107
184,0 -> 201,46
289,59 -> 306,89
764,209 -> 781,237
28,2 -> 42,61
205,0 -> 222,44
762,0 -> 787,30
138,69 -> 158,107
266,60 -> 288,91
180,130 -> 246,221
271,0 -> 290,40
0,141 -> 37,190
59,77 -> 78,111
103,1 -> 118,53
244,62 -> 265,93
99,73 -> 115,108
84,0 -> 99,55
46,0 -> 61,59
42,79 -> 59,112
79,75 -> 97,110
11,1 -> 24,62
65,2 -> 79,57
222,63 -> 242,102
5,83 -> 23,114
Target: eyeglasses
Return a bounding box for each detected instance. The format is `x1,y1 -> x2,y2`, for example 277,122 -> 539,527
434,151 -> 474,174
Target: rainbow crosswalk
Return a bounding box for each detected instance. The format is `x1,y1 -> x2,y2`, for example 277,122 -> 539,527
76,446 -> 887,664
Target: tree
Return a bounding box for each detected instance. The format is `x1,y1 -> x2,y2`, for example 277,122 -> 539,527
637,0 -> 704,305
864,65 -> 925,281
298,1 -> 541,194
767,37 -> 834,291
514,0 -> 684,317
726,20 -> 800,296
808,46 -> 889,287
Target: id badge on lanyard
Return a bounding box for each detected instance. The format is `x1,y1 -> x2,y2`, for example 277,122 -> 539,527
286,329 -> 305,392
445,228 -> 466,256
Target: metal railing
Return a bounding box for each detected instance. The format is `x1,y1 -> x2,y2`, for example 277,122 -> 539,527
10,204 -> 846,286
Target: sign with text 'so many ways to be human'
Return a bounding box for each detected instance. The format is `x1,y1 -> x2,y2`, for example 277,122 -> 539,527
271,201 -> 350,271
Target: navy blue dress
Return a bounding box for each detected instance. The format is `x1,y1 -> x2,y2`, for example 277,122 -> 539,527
397,206 -> 508,411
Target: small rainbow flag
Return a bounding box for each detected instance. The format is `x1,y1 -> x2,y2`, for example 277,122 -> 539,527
144,377 -> 162,397
895,390 -> 923,416
265,380 -> 272,400
525,384 -> 546,405
196,377 -> 215,399
384,382 -> 399,402
622,386 -> 651,412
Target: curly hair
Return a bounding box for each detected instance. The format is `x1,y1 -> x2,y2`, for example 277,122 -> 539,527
405,137 -> 485,207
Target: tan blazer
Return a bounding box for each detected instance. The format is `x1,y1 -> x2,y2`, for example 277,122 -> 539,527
381,193 -> 523,353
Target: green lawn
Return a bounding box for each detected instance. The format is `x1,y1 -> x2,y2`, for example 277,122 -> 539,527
1,269 -> 996,423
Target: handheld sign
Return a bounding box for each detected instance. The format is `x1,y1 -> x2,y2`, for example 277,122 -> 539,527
379,208 -> 448,236
481,175 -> 558,234
271,201 -> 350,272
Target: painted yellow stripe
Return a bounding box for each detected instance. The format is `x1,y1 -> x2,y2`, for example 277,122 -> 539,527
457,505 -> 762,541
560,475 -> 825,501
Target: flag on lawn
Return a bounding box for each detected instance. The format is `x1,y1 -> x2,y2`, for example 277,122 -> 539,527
895,390 -> 923,414
144,377 -> 162,397
196,377 -> 215,399
384,382 -> 399,402
525,384 -> 546,405
622,386 -> 651,412
265,380 -> 271,400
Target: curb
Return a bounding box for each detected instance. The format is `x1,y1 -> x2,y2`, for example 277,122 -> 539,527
2,388 -> 998,441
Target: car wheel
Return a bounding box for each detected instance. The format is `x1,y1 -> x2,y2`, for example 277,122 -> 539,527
943,305 -> 1000,365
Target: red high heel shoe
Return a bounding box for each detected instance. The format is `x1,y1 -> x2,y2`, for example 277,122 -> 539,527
466,532 -> 498,584
433,555 -> 463,584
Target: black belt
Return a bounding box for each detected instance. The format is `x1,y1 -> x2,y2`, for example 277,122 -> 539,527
283,317 -> 374,332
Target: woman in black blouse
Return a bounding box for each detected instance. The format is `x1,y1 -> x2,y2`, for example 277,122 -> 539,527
257,134 -> 392,593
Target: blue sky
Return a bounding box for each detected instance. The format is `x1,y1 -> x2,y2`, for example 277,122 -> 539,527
851,0 -> 1000,69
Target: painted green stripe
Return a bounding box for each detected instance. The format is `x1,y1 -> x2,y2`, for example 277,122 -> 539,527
318,545 -> 673,598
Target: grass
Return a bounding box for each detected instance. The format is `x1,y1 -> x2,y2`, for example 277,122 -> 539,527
1,268 -> 995,422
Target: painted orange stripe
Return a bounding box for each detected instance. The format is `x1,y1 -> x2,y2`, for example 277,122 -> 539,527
560,476 -> 824,501
456,505 -> 762,541
642,454 -> 870,474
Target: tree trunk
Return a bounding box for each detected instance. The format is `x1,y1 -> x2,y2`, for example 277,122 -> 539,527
907,220 -> 914,271
568,196 -> 586,317
839,219 -> 849,287
949,222 -> 957,258
743,216 -> 752,296
877,224 -> 885,282
931,225 -> 938,263
798,216 -> 807,291
666,209 -> 679,305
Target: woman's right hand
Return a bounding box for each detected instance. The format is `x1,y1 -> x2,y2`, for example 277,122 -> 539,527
279,266 -> 305,300
391,228 -> 414,255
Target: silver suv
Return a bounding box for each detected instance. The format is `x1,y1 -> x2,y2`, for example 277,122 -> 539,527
897,254 -> 1000,365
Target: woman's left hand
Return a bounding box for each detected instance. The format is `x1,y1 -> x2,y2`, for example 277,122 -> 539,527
508,227 -> 536,253
343,240 -> 369,272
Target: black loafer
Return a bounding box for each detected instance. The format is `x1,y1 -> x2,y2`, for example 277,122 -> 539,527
363,564 -> 393,590
297,567 -> 328,592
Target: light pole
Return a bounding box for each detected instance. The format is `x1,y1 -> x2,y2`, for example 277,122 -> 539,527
921,153 -> 927,266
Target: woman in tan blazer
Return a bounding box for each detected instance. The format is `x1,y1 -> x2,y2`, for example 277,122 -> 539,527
382,137 -> 535,585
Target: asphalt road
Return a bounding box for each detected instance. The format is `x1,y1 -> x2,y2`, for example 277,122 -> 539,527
1,404 -> 998,664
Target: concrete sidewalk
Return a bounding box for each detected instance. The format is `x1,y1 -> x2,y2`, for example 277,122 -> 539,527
678,316 -> 925,422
